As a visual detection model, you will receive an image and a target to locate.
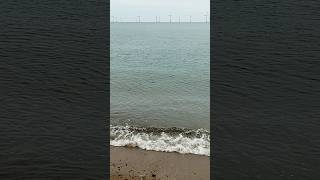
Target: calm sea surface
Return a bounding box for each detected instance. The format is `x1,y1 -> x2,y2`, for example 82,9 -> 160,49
111,23 -> 210,130
212,0 -> 320,179
0,1 -> 108,179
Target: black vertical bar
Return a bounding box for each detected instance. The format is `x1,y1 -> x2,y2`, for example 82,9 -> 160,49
0,0 -> 109,179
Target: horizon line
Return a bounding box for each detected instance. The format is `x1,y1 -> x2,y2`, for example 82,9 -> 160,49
110,22 -> 210,23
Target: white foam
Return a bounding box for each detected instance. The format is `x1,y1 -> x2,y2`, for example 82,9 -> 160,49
110,125 -> 210,156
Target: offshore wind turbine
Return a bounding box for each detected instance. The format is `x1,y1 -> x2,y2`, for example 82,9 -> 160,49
169,15 -> 172,23
137,16 -> 141,23
204,13 -> 208,23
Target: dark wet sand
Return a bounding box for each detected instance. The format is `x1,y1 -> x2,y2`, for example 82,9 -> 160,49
110,146 -> 210,180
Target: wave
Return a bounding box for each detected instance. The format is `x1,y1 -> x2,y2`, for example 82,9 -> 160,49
110,125 -> 210,156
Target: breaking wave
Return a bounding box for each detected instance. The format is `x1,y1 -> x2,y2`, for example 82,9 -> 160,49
110,125 -> 210,156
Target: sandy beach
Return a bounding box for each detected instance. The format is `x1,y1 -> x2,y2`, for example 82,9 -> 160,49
110,146 -> 210,180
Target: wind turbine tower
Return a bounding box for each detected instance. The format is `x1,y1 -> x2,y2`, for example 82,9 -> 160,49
137,16 -> 141,23
204,13 -> 208,23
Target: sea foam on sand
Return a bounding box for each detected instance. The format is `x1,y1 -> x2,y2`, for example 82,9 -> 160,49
110,125 -> 210,156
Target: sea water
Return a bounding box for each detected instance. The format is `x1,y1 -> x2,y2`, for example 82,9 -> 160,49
111,23 -> 210,156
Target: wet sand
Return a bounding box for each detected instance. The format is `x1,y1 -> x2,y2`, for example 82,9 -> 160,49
110,146 -> 210,180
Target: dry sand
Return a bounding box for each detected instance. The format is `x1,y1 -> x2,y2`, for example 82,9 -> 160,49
110,146 -> 210,180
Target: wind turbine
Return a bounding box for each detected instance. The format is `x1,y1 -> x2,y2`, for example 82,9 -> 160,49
204,12 -> 209,23
169,15 -> 172,23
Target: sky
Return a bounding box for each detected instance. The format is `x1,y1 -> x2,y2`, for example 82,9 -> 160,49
111,0 -> 210,22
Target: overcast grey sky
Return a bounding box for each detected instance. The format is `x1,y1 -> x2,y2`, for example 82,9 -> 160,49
111,0 -> 210,22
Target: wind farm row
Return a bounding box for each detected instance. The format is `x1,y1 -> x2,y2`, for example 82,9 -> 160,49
111,14 -> 209,23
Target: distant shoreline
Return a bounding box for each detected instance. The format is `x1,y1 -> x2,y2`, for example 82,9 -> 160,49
110,146 -> 210,180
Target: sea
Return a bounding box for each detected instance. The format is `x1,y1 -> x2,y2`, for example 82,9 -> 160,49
110,23 -> 210,156
0,1 -> 108,179
212,0 -> 320,179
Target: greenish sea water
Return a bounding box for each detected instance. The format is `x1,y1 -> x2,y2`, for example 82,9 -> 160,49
111,23 -> 210,130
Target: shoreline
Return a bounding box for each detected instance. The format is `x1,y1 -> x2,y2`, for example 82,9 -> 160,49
110,146 -> 210,180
